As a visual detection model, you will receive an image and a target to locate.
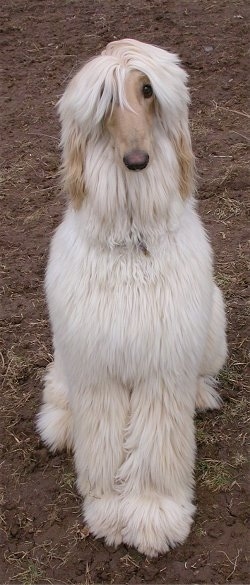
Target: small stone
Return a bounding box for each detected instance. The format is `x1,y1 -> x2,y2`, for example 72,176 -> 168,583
5,501 -> 16,511
225,516 -> 236,526
79,525 -> 90,539
204,46 -> 214,53
10,524 -> 19,537
36,447 -> 49,462
142,565 -> 159,581
207,526 -> 223,538
75,569 -> 84,578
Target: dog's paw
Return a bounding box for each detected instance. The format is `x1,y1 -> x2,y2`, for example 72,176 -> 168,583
196,376 -> 222,411
83,494 -> 122,547
120,494 -> 195,557
36,402 -> 73,452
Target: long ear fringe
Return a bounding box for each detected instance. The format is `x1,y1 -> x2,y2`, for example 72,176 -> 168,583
60,122 -> 85,209
172,120 -> 195,199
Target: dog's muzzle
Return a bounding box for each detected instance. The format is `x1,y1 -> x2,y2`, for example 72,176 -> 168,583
123,150 -> 149,171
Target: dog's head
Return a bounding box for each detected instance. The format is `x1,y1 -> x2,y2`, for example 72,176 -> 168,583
58,39 -> 194,210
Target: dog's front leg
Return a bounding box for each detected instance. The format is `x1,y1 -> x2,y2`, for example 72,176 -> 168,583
116,377 -> 196,557
73,380 -> 130,546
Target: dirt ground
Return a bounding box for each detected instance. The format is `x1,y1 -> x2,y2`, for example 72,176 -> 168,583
1,0 -> 249,583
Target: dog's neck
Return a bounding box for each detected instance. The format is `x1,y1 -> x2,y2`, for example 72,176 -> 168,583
110,227 -> 149,255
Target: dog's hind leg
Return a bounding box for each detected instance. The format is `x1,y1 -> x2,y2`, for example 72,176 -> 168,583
37,352 -> 73,452
117,377 -> 196,557
196,284 -> 227,411
73,380 -> 130,547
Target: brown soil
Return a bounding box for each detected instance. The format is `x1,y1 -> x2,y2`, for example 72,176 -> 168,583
1,0 -> 249,583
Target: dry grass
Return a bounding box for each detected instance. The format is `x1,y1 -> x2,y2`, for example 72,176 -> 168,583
121,553 -> 140,569
10,560 -> 44,585
59,471 -> 76,494
197,459 -> 235,492
197,395 -> 249,446
197,393 -> 248,493
212,193 -> 246,223
196,329 -> 249,493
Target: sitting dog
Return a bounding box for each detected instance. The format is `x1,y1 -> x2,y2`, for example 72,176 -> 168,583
37,39 -> 227,556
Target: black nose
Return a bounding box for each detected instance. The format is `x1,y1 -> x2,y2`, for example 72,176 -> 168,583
123,150 -> 149,171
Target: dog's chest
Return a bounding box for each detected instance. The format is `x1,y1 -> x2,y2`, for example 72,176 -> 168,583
52,246 -> 207,383
67,270 -> 166,380
66,252 -> 165,344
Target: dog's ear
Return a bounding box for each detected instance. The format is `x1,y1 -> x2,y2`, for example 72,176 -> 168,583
60,120 -> 85,210
172,120 -> 195,199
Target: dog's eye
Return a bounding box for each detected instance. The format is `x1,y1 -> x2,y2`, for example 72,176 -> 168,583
142,84 -> 153,99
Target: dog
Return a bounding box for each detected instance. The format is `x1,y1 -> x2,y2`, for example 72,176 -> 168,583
37,39 -> 227,557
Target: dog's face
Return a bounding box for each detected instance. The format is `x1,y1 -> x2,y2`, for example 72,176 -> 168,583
106,70 -> 154,172
58,39 -> 194,210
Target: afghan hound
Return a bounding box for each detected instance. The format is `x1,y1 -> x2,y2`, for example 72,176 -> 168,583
37,39 -> 227,557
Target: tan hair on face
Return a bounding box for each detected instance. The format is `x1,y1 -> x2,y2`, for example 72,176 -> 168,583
106,70 -> 154,162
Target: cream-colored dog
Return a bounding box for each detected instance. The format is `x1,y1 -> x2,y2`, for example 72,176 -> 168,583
37,39 -> 227,557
